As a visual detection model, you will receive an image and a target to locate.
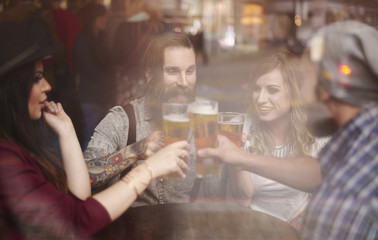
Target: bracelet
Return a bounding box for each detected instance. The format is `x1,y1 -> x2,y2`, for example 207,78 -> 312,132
121,176 -> 139,196
137,162 -> 153,186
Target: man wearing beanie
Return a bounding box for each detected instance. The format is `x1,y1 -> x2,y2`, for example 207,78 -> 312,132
301,20 -> 378,240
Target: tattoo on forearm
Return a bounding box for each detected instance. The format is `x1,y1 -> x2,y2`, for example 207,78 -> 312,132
84,146 -> 138,188
131,137 -> 148,159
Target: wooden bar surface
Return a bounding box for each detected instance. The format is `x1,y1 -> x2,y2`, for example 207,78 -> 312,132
94,202 -> 298,240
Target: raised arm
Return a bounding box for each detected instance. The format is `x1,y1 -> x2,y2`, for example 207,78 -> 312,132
43,101 -> 91,200
85,131 -> 165,188
93,141 -> 190,220
198,135 -> 322,193
234,153 -> 321,193
0,140 -> 190,236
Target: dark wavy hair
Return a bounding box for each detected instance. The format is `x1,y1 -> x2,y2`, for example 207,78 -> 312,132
0,61 -> 68,193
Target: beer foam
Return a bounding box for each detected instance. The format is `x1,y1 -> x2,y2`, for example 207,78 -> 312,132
190,105 -> 218,115
164,114 -> 190,122
218,121 -> 243,125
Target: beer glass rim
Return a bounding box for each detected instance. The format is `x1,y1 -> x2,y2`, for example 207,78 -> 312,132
218,112 -> 244,116
162,102 -> 189,107
189,99 -> 218,115
218,112 -> 245,124
191,99 -> 218,104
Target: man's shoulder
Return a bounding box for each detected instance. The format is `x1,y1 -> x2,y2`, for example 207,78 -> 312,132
108,98 -> 145,120
130,98 -> 146,112
109,105 -> 126,113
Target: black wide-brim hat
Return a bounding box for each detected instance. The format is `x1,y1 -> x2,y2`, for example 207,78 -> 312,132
0,21 -> 62,77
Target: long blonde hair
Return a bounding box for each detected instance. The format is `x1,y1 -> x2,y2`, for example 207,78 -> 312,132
246,51 -> 314,157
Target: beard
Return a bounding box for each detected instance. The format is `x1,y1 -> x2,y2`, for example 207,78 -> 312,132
306,101 -> 339,137
145,85 -> 195,129
163,86 -> 196,104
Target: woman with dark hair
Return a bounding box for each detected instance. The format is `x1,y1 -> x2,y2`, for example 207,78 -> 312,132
0,22 -> 189,239
74,3 -> 117,149
198,51 -> 328,230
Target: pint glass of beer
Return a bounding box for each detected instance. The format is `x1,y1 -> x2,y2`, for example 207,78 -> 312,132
162,103 -> 190,145
190,100 -> 219,177
218,112 -> 244,147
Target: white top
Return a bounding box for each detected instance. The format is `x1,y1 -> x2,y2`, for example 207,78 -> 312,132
249,173 -> 309,221
242,118 -> 329,221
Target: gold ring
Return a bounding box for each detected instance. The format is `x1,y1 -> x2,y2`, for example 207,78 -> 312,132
180,149 -> 186,159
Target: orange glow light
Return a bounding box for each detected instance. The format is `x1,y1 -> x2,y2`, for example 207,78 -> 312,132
241,3 -> 263,25
339,64 -> 352,75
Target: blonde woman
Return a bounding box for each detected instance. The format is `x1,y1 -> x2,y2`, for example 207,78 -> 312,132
198,51 -> 328,230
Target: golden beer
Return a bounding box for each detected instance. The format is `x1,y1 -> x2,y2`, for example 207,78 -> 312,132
218,112 -> 244,147
162,103 -> 190,178
218,122 -> 243,147
190,100 -> 219,177
162,103 -> 189,145
163,114 -> 190,145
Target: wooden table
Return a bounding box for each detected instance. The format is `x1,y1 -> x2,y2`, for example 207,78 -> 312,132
94,202 -> 298,240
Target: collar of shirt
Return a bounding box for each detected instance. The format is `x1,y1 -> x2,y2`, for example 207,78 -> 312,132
134,97 -> 153,121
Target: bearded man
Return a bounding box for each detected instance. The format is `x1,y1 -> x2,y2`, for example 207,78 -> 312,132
84,32 -> 223,206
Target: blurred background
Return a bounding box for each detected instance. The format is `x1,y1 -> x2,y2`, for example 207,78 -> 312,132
1,0 -> 377,113
2,0 -> 375,55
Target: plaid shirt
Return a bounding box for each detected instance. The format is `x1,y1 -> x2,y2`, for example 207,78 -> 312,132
301,104 -> 378,240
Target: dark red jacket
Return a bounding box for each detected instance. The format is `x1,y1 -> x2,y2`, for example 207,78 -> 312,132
0,139 -> 111,239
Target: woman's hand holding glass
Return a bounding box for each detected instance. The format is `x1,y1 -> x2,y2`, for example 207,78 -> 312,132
197,135 -> 249,171
145,140 -> 190,179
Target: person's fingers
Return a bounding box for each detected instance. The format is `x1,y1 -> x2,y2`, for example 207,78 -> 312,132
170,140 -> 190,150
56,102 -> 63,112
175,163 -> 187,178
44,101 -> 62,113
148,141 -> 191,178
49,101 -> 58,112
180,149 -> 190,163
174,149 -> 189,178
44,101 -> 55,113
178,159 -> 189,172
179,149 -> 185,159
197,146 -> 222,159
